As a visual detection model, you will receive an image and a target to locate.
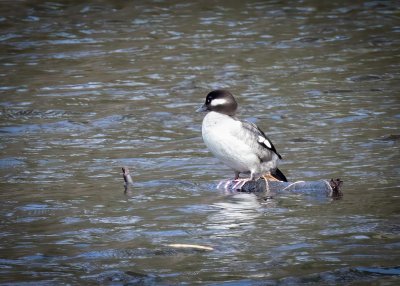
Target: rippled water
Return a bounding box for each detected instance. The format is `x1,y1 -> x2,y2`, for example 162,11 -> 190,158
1,0 -> 399,284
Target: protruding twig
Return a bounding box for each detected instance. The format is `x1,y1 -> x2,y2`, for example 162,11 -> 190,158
329,178 -> 343,198
122,167 -> 134,193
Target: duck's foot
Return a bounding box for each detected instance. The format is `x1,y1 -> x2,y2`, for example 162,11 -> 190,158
231,178 -> 253,190
262,173 -> 280,182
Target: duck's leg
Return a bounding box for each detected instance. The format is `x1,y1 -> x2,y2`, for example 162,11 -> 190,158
249,171 -> 257,181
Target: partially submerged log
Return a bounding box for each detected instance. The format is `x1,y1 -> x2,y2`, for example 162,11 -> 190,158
121,167 -> 343,198
217,175 -> 343,198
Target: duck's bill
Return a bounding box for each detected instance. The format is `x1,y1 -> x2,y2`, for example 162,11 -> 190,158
196,104 -> 208,112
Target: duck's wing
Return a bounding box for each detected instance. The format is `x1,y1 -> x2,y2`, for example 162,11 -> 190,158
239,119 -> 283,160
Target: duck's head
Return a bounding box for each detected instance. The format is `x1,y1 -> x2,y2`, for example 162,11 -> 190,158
197,90 -> 238,116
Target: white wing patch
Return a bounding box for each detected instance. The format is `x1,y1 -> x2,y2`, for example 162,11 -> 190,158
210,98 -> 227,107
258,135 -> 272,149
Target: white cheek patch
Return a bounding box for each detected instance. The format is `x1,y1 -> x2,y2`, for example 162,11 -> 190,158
258,135 -> 272,149
210,98 -> 228,107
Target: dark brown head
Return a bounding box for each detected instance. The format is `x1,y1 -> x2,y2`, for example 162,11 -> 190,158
197,90 -> 238,116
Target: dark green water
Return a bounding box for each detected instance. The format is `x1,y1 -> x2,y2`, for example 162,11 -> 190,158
0,0 -> 399,284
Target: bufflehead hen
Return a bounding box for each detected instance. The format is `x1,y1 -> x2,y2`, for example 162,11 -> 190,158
197,90 -> 287,182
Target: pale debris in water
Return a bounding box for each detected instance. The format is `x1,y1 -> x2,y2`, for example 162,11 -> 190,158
167,244 -> 214,251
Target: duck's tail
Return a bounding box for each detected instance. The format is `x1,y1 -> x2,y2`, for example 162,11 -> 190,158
271,168 -> 288,182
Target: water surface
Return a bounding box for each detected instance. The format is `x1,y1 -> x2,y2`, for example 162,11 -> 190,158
0,0 -> 399,284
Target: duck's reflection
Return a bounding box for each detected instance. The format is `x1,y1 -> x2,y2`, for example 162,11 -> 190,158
206,193 -> 263,234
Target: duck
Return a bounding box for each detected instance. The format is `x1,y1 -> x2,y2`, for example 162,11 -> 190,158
197,89 -> 287,183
